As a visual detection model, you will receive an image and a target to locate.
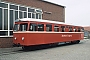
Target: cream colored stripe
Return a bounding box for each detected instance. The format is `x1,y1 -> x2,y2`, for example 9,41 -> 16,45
13,31 -> 84,34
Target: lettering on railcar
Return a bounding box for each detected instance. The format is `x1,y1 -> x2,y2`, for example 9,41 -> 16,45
62,35 -> 72,37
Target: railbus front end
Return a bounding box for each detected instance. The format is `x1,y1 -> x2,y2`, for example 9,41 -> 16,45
13,21 -> 29,47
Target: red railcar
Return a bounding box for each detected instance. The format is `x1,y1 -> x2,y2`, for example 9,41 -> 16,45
13,18 -> 84,50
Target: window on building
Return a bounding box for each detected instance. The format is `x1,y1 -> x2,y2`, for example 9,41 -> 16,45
15,11 -> 18,20
24,12 -> 27,18
54,26 -> 59,32
39,13 -> 42,19
10,5 -> 18,10
38,24 -> 44,31
35,9 -> 42,19
10,31 -> 13,35
19,6 -> 27,11
36,13 -> 42,19
0,8 -> 2,30
32,13 -> 35,18
19,11 -> 23,18
28,13 -> 31,18
36,9 -> 42,13
10,10 -> 14,30
0,2 -> 43,36
4,9 -> 8,30
46,24 -> 52,31
0,2 -> 8,36
0,31 -> 8,36
0,3 -> 8,8
36,13 -> 38,19
28,8 -> 35,12
28,8 -> 42,19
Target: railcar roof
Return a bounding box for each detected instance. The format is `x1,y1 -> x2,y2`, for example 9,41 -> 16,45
15,18 -> 65,24
15,18 -> 82,27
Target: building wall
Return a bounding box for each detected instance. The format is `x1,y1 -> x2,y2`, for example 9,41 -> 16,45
0,0 -> 65,48
0,37 -> 13,48
3,0 -> 65,22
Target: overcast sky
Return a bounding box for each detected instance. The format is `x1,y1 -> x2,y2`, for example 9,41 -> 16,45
44,0 -> 90,26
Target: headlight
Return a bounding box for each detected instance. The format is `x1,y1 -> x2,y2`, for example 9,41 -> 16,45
22,37 -> 24,40
14,37 -> 17,40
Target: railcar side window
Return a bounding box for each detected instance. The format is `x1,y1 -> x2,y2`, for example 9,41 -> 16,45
69,26 -> 72,32
46,24 -> 52,31
20,23 -> 28,31
81,27 -> 84,32
38,24 -> 44,31
73,27 -> 76,32
54,26 -> 59,32
61,26 -> 65,32
29,23 -> 37,31
78,28 -> 81,32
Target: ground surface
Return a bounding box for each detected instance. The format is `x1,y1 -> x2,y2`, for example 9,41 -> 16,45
0,39 -> 90,60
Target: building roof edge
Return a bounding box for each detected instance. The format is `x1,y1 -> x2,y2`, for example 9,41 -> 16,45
41,0 -> 66,8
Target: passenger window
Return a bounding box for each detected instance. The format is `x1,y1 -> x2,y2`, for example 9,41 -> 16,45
46,24 -> 52,31
54,26 -> 59,32
78,28 -> 81,32
61,26 -> 65,32
73,27 -> 76,32
37,24 -> 44,31
29,23 -> 37,31
69,26 -> 72,32
81,27 -> 84,32
66,26 -> 68,28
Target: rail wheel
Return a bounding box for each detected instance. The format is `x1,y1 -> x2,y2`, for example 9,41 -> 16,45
76,40 -> 80,44
22,46 -> 29,50
71,40 -> 80,44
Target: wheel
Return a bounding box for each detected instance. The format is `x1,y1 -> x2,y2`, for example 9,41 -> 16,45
22,46 -> 29,50
71,40 -> 80,44
76,40 -> 80,44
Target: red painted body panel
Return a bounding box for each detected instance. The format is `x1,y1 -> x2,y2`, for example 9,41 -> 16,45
13,32 -> 84,46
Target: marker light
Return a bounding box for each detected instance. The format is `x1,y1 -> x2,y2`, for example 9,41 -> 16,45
14,37 -> 17,40
22,37 -> 24,40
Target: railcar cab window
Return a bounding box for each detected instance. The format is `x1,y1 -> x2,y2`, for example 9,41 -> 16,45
54,26 -> 59,32
14,24 -> 19,32
61,26 -> 65,32
29,23 -> 37,31
46,24 -> 52,31
20,23 -> 28,31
